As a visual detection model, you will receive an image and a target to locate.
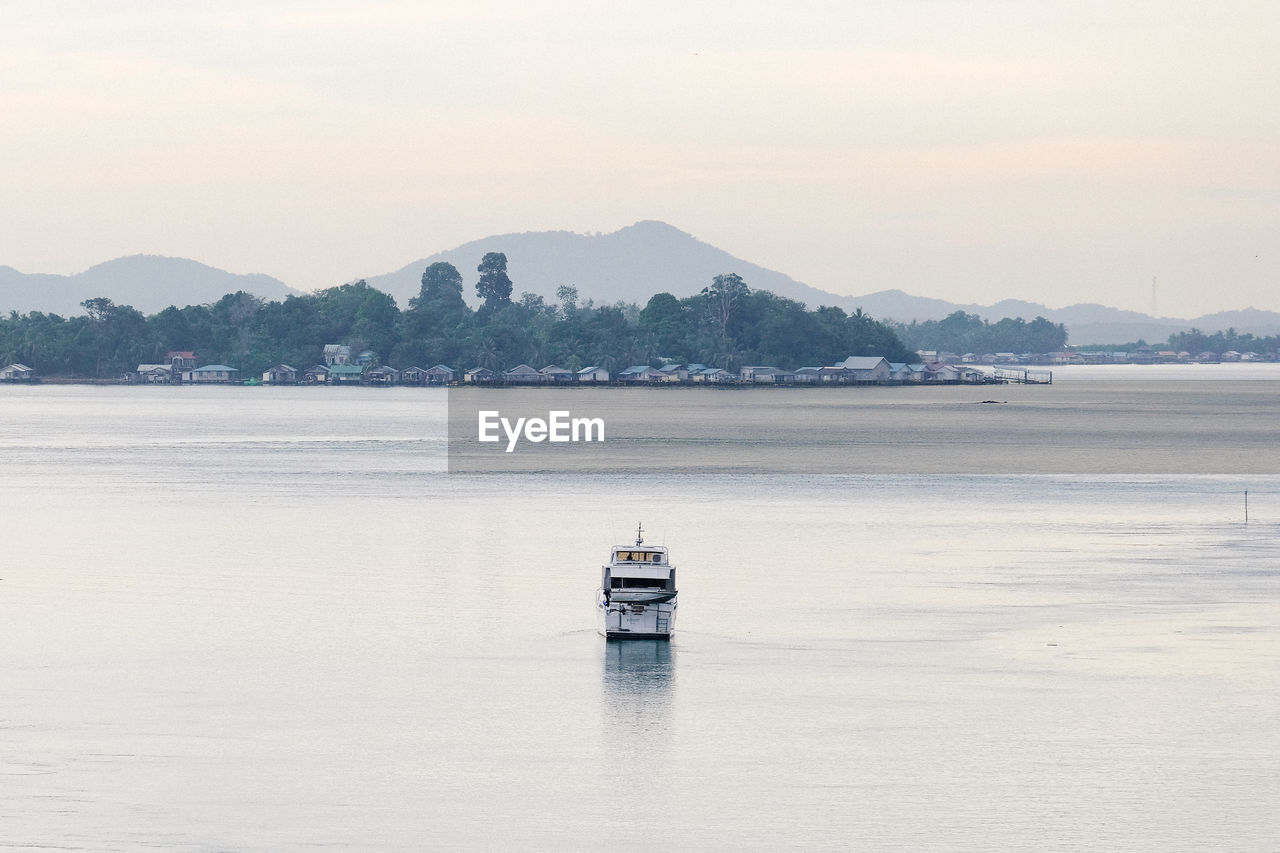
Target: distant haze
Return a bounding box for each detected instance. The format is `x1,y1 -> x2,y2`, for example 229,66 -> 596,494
363,220 -> 834,309
0,256 -> 299,316
3,5 -> 1279,318
6,221 -> 1280,346
362,221 -> 1280,346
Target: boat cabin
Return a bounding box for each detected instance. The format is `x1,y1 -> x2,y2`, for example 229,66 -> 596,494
603,545 -> 676,594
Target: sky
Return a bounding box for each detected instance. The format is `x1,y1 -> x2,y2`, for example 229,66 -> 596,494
2,1 -> 1278,318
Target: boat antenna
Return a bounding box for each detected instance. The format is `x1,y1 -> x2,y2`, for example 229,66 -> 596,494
635,522 -> 644,546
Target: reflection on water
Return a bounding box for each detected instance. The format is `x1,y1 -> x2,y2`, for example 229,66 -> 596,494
602,640 -> 675,737
603,638 -> 675,694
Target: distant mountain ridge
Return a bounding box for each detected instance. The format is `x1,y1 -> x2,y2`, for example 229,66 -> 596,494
362,220 -> 839,311
0,255 -> 299,316
5,224 -> 1280,346
849,290 -> 1280,346
361,222 -> 1280,346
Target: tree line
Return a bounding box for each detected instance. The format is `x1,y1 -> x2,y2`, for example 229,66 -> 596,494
1165,327 -> 1280,356
1,252 -> 916,378
892,311 -> 1068,355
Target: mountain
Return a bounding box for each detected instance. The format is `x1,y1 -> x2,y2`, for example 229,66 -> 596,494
849,289 -> 1188,345
366,223 -> 1280,346
844,289 -> 1280,346
0,255 -> 300,316
363,220 -> 845,310
1189,309 -> 1280,338
7,225 -> 1278,347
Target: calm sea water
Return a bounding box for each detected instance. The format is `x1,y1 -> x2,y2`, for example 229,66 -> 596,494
2,380 -> 1278,851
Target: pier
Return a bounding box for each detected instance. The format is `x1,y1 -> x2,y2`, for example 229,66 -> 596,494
992,367 -> 1053,384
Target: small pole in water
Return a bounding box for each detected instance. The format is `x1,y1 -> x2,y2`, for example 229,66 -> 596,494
1244,490 -> 1249,523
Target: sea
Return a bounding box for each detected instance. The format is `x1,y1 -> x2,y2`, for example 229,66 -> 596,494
2,368 -> 1278,852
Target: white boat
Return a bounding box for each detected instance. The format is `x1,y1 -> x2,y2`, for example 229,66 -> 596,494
597,524 -> 677,639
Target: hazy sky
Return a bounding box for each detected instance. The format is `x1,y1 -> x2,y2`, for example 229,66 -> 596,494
3,1 -> 1278,317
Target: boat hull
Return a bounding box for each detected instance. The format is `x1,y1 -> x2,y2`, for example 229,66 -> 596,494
603,631 -> 672,640
597,591 -> 676,639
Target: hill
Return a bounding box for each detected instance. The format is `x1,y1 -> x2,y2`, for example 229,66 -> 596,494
0,255 -> 300,316
363,220 -> 847,310
7,225 -> 1279,347
846,289 -> 1280,346
366,223 -> 1280,346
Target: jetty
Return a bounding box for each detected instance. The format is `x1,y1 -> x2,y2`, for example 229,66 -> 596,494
992,367 -> 1053,384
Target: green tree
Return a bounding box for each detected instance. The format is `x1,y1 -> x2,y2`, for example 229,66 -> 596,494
894,311 -> 1064,356
79,297 -> 150,377
556,285 -> 579,318
701,273 -> 749,342
397,262 -> 473,367
414,262 -> 466,312
476,252 -> 513,309
221,291 -> 264,371
638,292 -> 686,355
6,272 -> 929,378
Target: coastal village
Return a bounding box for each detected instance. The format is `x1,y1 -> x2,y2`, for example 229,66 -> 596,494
6,344 -> 1017,386
5,342 -> 1278,387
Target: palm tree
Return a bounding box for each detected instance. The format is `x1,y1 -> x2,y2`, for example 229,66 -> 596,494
477,338 -> 500,371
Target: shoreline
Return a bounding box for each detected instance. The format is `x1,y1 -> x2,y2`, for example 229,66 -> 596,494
11,362 -> 1280,387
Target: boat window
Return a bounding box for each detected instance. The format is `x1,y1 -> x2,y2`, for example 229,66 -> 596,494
652,554 -> 662,563
611,577 -> 666,589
